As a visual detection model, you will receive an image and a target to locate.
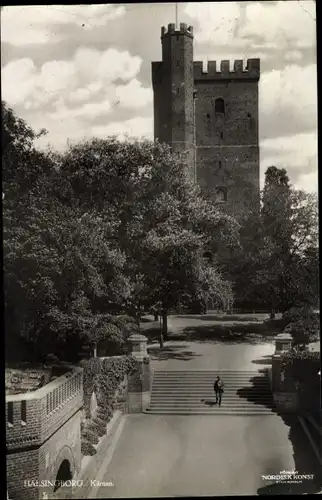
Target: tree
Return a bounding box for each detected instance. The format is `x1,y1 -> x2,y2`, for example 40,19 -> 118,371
222,166 -> 318,315
3,105 -> 128,362
57,137 -> 239,342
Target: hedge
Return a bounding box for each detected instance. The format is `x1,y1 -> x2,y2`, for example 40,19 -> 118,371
281,349 -> 320,412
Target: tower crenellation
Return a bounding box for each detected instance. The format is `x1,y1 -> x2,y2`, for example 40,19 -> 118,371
194,59 -> 260,80
161,23 -> 193,37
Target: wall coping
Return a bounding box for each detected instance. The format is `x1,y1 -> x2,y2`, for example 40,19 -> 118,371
275,332 -> 293,342
5,366 -> 83,402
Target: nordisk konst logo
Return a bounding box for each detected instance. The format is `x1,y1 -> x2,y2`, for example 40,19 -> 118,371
261,470 -> 314,483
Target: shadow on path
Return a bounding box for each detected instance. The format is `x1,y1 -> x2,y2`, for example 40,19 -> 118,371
148,344 -> 202,361
175,314 -> 265,322
181,324 -> 276,345
252,355 -> 273,365
236,374 -> 322,494
201,399 -> 217,407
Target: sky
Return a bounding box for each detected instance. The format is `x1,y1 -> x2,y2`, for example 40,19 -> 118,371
1,2 -> 317,192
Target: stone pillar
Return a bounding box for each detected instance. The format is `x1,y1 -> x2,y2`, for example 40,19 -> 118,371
127,335 -> 151,413
272,332 -> 293,392
272,332 -> 298,412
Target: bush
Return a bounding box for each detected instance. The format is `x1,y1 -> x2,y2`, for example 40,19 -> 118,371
81,440 -> 97,456
87,419 -> 106,436
93,416 -> 107,427
284,315 -> 320,347
81,428 -> 99,445
281,349 -> 320,412
283,305 -> 315,325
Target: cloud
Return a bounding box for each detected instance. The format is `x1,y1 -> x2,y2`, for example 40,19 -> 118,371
69,83 -> 103,103
260,132 -> 317,191
1,5 -> 126,46
240,1 -> 316,49
2,48 -> 143,110
184,2 -> 241,46
112,79 -> 153,109
49,99 -> 112,122
91,117 -> 154,141
185,1 -> 316,52
294,171 -> 318,193
259,64 -> 317,139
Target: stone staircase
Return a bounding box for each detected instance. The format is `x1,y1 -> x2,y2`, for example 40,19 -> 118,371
145,369 -> 276,415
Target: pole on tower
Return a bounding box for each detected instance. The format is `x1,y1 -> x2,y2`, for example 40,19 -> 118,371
175,3 -> 178,28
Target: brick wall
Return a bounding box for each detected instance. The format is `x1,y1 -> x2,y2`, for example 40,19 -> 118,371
194,77 -> 260,215
7,450 -> 39,500
6,367 -> 83,500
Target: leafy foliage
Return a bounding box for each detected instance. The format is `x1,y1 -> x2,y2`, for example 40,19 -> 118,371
223,166 -> 319,313
81,440 -> 96,456
284,315 -> 320,347
281,348 -> 320,412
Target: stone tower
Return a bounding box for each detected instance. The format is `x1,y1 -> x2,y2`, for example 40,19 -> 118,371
152,23 -> 196,181
152,23 -> 261,216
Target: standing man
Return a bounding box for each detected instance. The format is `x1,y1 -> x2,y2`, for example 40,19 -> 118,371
214,376 -> 224,406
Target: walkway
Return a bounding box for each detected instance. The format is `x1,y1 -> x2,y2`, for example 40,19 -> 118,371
144,313 -> 276,371
90,414 -> 319,497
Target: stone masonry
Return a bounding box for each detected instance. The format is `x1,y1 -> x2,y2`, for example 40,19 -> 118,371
152,22 -> 260,217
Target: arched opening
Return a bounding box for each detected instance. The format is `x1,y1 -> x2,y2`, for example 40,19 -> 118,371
54,459 -> 72,492
215,98 -> 225,114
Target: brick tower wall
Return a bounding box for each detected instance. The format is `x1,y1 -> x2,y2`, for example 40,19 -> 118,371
194,59 -> 260,215
152,23 -> 196,181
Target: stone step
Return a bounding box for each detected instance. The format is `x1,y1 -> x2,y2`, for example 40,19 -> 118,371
150,398 -> 274,404
152,375 -> 269,380
152,381 -> 270,391
153,374 -> 269,376
151,388 -> 271,393
150,402 -> 274,406
153,370 -> 268,373
144,408 -> 276,415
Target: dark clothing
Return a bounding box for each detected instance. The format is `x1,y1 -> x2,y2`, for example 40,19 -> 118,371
214,379 -> 224,406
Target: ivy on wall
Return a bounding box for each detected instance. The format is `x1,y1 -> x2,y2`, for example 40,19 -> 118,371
80,355 -> 150,456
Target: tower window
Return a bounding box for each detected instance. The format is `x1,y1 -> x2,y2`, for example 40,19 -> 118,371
219,161 -> 222,169
215,187 -> 227,202
215,98 -> 225,114
220,132 -> 223,140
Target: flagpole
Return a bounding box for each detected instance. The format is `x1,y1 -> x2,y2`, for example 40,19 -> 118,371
175,3 -> 178,28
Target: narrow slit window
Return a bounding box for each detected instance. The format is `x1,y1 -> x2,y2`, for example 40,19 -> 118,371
220,132 -> 223,140
21,400 -> 27,424
8,402 -> 13,426
219,161 -> 222,169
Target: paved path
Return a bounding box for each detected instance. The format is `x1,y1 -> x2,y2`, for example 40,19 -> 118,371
143,315 -> 275,371
90,413 -> 318,498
